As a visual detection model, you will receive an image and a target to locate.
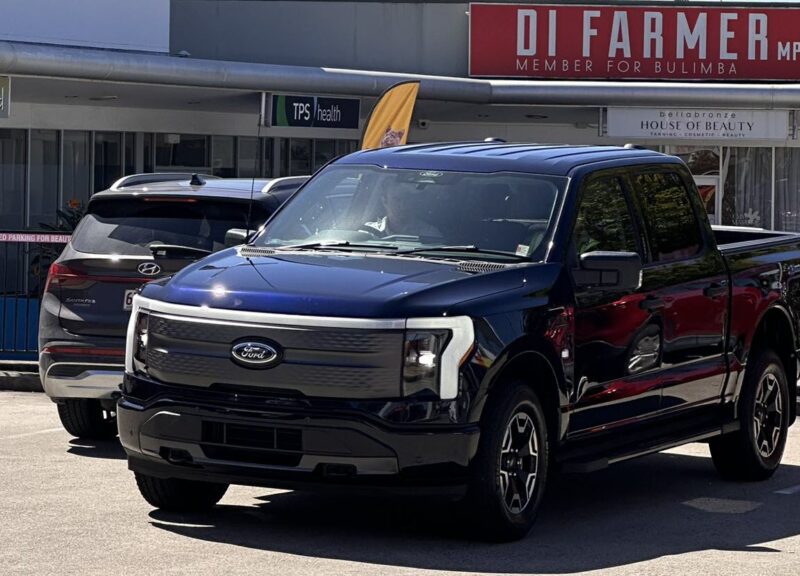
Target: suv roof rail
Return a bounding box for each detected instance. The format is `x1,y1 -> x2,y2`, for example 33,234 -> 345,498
109,172 -> 221,190
261,175 -> 310,195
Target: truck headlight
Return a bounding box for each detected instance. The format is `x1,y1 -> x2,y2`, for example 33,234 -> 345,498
132,311 -> 150,374
402,330 -> 450,396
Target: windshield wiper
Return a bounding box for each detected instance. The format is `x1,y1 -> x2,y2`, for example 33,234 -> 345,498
272,241 -> 398,252
395,245 -> 530,261
149,243 -> 212,259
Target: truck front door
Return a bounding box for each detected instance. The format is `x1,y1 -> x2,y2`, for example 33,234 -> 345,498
570,172 -> 662,434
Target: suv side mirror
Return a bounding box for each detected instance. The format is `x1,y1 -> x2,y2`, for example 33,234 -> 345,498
225,228 -> 253,248
574,251 -> 642,291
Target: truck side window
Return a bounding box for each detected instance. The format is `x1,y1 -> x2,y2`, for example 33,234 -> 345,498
573,176 -> 638,255
634,172 -> 703,263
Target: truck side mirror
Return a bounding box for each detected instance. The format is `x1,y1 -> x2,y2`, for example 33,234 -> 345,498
225,228 -> 253,248
574,251 -> 642,291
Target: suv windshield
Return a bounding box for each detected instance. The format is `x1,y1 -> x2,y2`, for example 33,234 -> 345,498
256,165 -> 566,260
71,198 -> 269,255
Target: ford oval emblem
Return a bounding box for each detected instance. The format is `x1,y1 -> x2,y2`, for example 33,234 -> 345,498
230,340 -> 282,369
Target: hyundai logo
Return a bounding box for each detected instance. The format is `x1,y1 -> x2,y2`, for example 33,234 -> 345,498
137,262 -> 162,276
231,340 -> 282,369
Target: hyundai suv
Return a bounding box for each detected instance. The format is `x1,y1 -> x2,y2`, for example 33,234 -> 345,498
39,173 -> 307,439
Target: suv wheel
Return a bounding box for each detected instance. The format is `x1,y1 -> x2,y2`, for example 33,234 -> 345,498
57,399 -> 118,440
710,349 -> 789,481
135,473 -> 228,512
465,384 -> 550,542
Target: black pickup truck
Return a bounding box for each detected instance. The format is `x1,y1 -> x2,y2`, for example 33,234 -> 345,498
119,143 -> 798,541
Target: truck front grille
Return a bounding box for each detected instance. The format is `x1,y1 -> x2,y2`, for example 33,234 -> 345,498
145,312 -> 404,398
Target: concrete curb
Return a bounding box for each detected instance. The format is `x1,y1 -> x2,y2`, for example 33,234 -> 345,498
0,371 -> 43,392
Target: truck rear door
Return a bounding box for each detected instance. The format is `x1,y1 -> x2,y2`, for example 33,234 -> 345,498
628,168 -> 729,416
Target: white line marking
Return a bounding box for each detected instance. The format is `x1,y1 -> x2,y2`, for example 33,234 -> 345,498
775,484 -> 800,495
0,427 -> 63,441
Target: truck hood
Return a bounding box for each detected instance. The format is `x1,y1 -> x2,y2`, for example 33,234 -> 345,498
141,248 -> 561,318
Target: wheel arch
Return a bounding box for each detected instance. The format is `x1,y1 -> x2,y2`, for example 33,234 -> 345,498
482,349 -> 565,449
747,304 -> 796,421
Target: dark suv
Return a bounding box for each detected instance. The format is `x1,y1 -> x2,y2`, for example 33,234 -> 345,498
39,173 -> 307,439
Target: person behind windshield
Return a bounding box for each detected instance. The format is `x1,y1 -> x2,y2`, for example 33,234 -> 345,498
364,181 -> 442,239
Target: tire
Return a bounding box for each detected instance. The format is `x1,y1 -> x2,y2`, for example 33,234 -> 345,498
464,383 -> 550,542
710,350 -> 790,481
57,399 -> 118,440
134,473 -> 229,512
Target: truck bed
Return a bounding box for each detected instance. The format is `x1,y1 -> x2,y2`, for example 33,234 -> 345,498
712,225 -> 800,253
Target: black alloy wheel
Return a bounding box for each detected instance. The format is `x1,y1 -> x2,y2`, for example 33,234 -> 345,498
710,349 -> 790,481
753,371 -> 784,459
466,383 -> 550,542
499,411 -> 540,514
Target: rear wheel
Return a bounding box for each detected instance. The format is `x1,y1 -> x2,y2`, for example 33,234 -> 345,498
710,350 -> 789,481
134,473 -> 228,512
57,399 -> 117,440
465,384 -> 550,542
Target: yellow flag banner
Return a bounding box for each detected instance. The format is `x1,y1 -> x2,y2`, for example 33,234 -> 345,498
360,81 -> 420,150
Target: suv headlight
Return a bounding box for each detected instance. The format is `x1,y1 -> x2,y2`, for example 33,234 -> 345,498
402,330 -> 451,396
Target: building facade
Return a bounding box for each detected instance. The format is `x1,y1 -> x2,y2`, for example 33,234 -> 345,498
2,0 -> 800,232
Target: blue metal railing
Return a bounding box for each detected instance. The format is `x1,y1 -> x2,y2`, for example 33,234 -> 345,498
0,232 -> 69,360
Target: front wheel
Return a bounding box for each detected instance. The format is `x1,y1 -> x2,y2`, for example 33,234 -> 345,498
464,384 -> 550,542
710,350 -> 790,481
134,473 -> 229,512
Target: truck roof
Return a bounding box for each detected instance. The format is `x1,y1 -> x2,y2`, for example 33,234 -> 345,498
337,142 -> 672,176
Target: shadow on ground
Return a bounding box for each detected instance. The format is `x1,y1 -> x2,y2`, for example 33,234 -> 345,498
66,437 -> 126,460
147,451 -> 800,573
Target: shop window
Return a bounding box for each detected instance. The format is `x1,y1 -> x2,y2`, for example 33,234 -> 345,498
143,133 -> 155,173
212,136 -> 235,177
314,140 -> 335,171
674,146 -> 720,176
336,140 -> 358,157
124,133 -> 136,176
237,137 -> 259,178
776,148 -> 800,232
0,129 -> 26,229
155,134 -> 209,172
262,137 -> 274,177
672,146 -> 720,220
94,132 -> 122,192
63,131 -> 91,211
290,138 -> 311,175
721,147 -> 772,229
289,139 -> 312,176
29,130 -> 59,229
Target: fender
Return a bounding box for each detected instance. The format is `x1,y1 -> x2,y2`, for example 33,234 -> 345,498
473,336 -> 569,442
731,301 -> 798,417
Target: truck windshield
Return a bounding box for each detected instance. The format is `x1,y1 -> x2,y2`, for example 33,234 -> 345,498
256,165 -> 566,261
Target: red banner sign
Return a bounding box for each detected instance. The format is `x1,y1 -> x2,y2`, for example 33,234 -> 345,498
469,3 -> 800,80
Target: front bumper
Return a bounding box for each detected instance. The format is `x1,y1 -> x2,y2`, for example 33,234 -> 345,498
118,374 -> 480,495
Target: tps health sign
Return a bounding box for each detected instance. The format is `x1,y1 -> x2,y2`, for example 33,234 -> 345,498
469,3 -> 800,80
271,94 -> 360,129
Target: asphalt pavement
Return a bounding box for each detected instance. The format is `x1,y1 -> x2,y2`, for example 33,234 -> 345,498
2,390 -> 799,576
